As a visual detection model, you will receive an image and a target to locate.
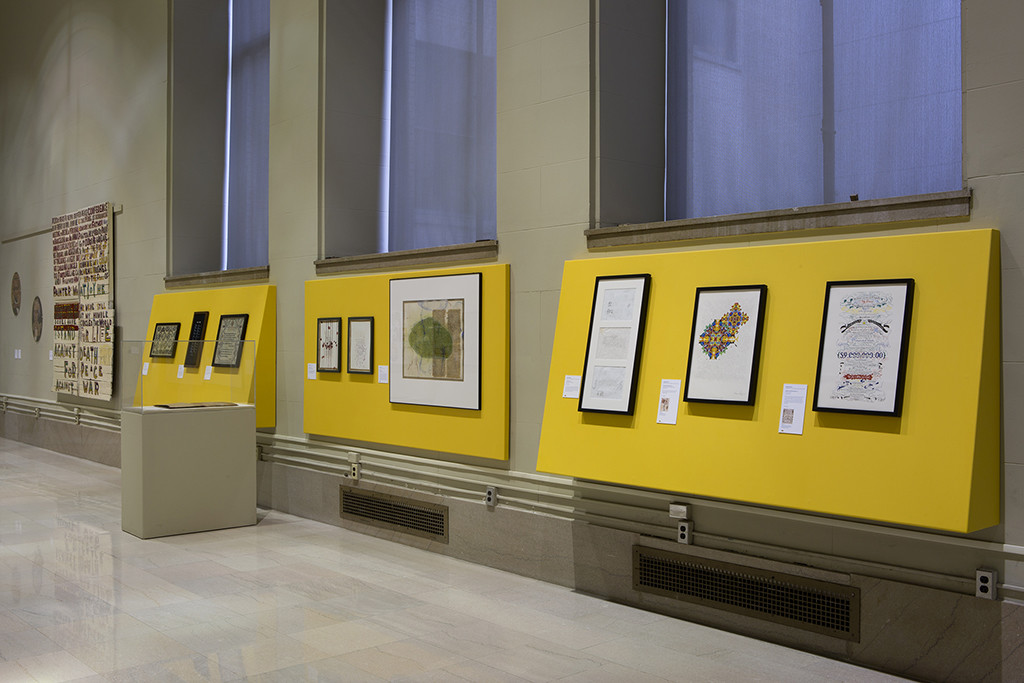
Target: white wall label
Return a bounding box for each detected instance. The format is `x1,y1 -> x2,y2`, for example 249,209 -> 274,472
307,363 -> 316,380
204,366 -> 213,380
377,365 -> 389,384
656,379 -> 682,425
142,362 -> 149,376
177,365 -> 185,379
562,375 -> 581,399
779,384 -> 808,435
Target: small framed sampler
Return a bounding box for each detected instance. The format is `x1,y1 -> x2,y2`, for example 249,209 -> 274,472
578,274 -> 651,415
316,317 -> 342,373
389,272 -> 481,410
813,278 -> 914,416
149,322 -> 181,359
347,316 -> 374,374
211,313 -> 249,368
183,311 -> 209,367
683,285 -> 767,405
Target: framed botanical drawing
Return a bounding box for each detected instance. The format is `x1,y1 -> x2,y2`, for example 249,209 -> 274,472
149,322 -> 181,359
683,285 -> 767,405
578,274 -> 651,415
813,278 -> 914,416
183,311 -> 209,367
316,317 -> 342,373
389,272 -> 481,410
347,316 -> 374,374
211,313 -> 249,368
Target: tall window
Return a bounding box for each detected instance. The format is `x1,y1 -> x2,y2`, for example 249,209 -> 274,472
323,0 -> 497,258
170,0 -> 269,275
665,0 -> 961,221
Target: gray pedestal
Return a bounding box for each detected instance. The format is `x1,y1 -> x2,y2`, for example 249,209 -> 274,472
121,405 -> 256,539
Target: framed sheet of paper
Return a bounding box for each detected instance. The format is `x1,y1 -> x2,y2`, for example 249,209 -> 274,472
183,311 -> 209,368
578,274 -> 651,415
813,278 -> 914,416
389,272 -> 481,409
316,317 -> 342,373
149,322 -> 181,359
683,285 -> 767,405
211,313 -> 249,368
347,317 -> 374,374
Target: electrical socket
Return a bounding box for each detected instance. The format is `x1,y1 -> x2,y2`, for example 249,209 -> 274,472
677,520 -> 693,545
668,503 -> 690,519
976,568 -> 997,599
484,486 -> 497,507
349,462 -> 360,480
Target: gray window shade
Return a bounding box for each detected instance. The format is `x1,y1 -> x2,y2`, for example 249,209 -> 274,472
666,0 -> 961,221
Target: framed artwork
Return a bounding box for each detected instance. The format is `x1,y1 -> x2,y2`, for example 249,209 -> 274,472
183,311 -> 209,367
813,278 -> 914,416
211,313 -> 249,368
347,316 -> 374,374
683,285 -> 767,405
316,317 -> 342,373
579,274 -> 651,415
31,296 -> 43,342
149,322 -> 181,359
11,272 -> 20,315
389,272 -> 481,410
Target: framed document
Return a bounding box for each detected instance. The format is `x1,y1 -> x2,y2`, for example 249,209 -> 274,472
813,279 -> 914,416
211,313 -> 249,368
149,322 -> 181,359
316,317 -> 342,373
183,311 -> 209,367
347,316 -> 374,374
683,285 -> 767,405
389,272 -> 481,409
579,274 -> 651,415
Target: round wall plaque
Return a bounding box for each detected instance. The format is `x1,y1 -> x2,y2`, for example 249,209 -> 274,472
31,296 -> 43,342
11,272 -> 21,315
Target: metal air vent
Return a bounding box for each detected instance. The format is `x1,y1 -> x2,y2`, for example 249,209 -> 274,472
339,487 -> 448,543
633,546 -> 859,641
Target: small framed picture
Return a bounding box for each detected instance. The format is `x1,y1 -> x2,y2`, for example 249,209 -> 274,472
578,274 -> 651,415
211,313 -> 249,368
683,285 -> 767,405
317,317 -> 342,373
813,279 -> 914,416
183,311 -> 209,367
347,317 -> 374,374
150,322 -> 181,359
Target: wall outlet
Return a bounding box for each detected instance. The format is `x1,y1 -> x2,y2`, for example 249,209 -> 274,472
677,520 -> 693,545
484,486 -> 497,507
349,462 -> 360,480
976,568 -> 997,599
669,503 -> 690,519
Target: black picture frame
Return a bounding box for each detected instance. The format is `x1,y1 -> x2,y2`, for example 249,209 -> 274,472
578,273 -> 651,415
812,278 -> 914,417
347,316 -> 374,374
316,317 -> 342,373
683,285 -> 767,405
183,311 -> 209,367
149,322 -> 181,359
211,313 -> 249,369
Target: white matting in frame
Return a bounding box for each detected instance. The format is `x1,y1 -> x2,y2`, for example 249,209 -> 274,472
813,278 -> 914,416
683,285 -> 767,405
578,274 -> 651,415
389,272 -> 481,410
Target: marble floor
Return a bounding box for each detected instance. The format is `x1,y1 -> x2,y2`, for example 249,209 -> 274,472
0,437 -> 912,682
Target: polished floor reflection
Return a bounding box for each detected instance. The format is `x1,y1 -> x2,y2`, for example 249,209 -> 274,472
0,438 -> 910,682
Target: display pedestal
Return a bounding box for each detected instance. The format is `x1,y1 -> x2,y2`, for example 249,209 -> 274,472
121,405 -> 256,539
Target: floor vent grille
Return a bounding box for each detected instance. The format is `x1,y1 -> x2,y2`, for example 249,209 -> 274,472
633,546 -> 859,641
339,487 -> 448,542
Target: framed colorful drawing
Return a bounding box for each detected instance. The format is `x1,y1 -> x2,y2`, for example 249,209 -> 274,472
316,317 -> 342,373
347,316 -> 374,374
149,322 -> 181,359
578,274 -> 651,415
683,285 -> 767,405
389,272 -> 481,409
813,278 -> 914,416
211,313 -> 249,368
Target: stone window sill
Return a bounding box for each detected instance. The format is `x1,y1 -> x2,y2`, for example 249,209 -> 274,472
315,240 -> 499,275
164,265 -> 270,288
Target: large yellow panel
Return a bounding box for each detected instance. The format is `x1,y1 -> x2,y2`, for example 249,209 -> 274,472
304,264 -> 509,461
538,230 -> 1001,532
140,285 -> 276,428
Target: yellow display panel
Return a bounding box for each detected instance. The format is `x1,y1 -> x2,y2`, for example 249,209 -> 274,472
140,285 -> 276,428
538,230 -> 1000,532
304,264 -> 509,461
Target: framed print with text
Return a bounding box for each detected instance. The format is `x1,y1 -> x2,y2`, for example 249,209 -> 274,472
578,274 -> 651,415
347,316 -> 374,374
813,278 -> 914,416
316,317 -> 342,373
211,313 -> 249,368
149,322 -> 181,359
183,311 -> 209,367
389,272 -> 481,410
683,285 -> 767,405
